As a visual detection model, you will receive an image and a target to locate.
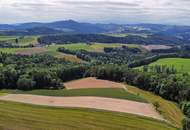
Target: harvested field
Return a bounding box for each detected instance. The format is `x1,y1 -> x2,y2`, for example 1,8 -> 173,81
64,77 -> 125,89
141,45 -> 172,51
16,47 -> 48,55
0,94 -> 163,120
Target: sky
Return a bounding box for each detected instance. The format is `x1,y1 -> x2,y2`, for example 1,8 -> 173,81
0,0 -> 190,25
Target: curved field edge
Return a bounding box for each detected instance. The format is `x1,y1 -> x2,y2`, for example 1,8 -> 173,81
0,88 -> 147,103
0,100 -> 178,130
126,85 -> 184,129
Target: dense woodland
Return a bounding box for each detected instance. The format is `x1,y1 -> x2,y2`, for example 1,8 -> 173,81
0,53 -> 87,90
38,34 -> 186,45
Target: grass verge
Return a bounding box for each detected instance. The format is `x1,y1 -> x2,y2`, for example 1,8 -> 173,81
126,85 -> 184,129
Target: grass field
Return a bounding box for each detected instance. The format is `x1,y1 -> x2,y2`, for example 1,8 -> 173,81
0,36 -> 38,46
126,85 -> 184,129
0,88 -> 147,103
0,100 -> 178,130
0,48 -> 27,54
15,36 -> 38,46
138,58 -> 190,73
0,93 -> 7,96
47,43 -> 140,53
0,36 -> 17,41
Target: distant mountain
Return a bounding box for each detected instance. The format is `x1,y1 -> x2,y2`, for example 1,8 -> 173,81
0,27 -> 64,36
0,20 -> 190,43
0,24 -> 16,30
0,20 -> 122,34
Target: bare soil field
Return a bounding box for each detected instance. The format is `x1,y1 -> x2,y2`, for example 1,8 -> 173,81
0,94 -> 163,120
64,77 -> 125,89
16,47 -> 48,55
141,45 -> 173,51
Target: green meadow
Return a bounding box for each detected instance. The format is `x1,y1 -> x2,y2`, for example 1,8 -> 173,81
138,58 -> 190,73
0,36 -> 17,41
0,48 -> 27,54
47,43 -> 140,53
0,36 -> 38,46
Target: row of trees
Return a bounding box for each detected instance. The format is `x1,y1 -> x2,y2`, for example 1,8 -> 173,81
0,43 -> 35,48
143,65 -> 177,74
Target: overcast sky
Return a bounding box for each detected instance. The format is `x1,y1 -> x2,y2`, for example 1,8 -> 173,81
0,0 -> 190,25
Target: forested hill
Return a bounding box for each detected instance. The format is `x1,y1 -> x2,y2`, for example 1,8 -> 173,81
0,20 -> 190,44
38,34 -> 187,45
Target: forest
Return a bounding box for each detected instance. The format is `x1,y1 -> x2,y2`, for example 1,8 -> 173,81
38,33 -> 186,45
0,53 -> 87,90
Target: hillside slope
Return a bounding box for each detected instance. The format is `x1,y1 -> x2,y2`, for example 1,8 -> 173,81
0,100 -> 178,130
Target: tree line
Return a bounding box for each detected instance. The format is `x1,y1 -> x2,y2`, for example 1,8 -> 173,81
38,33 -> 186,45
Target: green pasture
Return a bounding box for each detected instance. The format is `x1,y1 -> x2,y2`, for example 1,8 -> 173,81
137,58 -> 190,73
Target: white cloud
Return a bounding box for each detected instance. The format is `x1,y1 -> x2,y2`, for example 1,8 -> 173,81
0,0 -> 189,25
